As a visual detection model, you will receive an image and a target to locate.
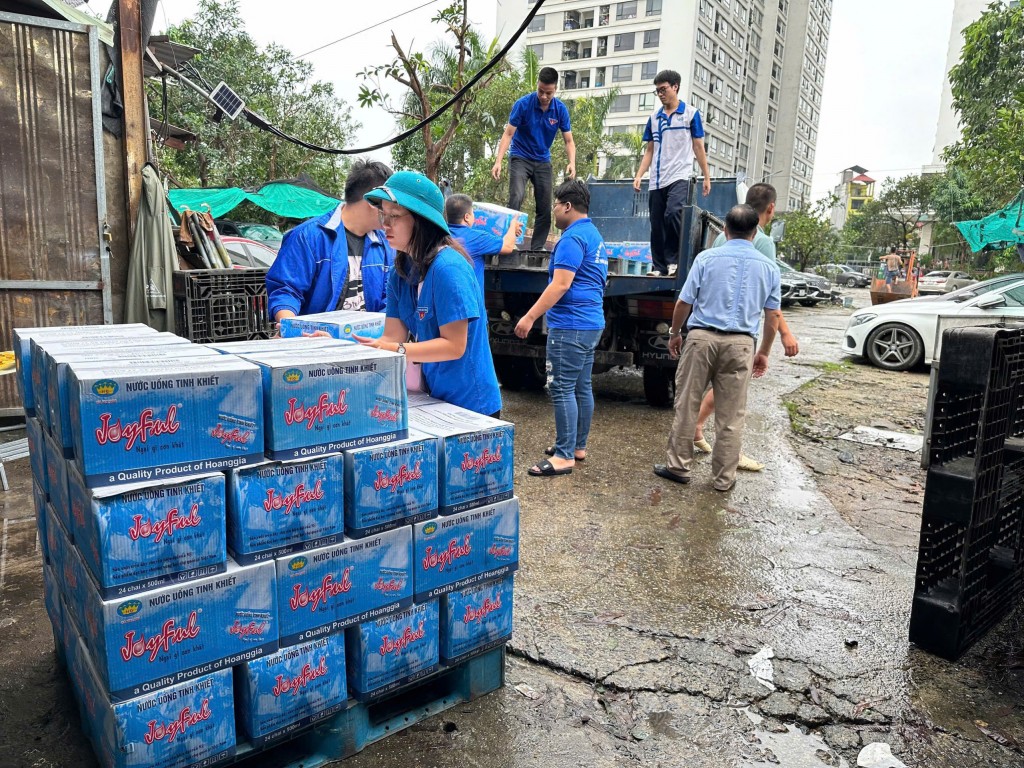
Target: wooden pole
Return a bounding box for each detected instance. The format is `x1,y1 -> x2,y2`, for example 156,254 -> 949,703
117,0 -> 148,239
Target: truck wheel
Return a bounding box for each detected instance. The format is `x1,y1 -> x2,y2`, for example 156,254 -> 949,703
494,355 -> 547,391
643,365 -> 675,408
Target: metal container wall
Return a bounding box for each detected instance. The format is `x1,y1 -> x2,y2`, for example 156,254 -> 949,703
0,14 -> 109,415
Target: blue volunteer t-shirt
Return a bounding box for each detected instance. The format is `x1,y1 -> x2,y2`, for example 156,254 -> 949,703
449,223 -> 504,300
386,247 -> 501,416
508,93 -> 572,163
547,218 -> 608,330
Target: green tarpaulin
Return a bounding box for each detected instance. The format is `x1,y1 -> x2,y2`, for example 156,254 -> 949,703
955,191 -> 1024,253
168,183 -> 339,220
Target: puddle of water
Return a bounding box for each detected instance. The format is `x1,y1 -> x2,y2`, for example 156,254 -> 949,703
742,723 -> 850,768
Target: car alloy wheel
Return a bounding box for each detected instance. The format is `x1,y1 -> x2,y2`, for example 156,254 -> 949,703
845,277 -> 858,287
865,323 -> 923,371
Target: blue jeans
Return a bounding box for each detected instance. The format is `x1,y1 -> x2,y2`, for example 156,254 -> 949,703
547,328 -> 602,459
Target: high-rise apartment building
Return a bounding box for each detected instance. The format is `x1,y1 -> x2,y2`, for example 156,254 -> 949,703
496,0 -> 832,211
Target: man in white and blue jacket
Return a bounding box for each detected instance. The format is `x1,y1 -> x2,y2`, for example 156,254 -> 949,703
267,160 -> 395,322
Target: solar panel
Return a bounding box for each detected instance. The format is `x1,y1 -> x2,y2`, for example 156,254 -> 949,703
210,81 -> 245,120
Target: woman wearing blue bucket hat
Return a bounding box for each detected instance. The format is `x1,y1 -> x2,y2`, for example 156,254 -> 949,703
357,171 -> 502,417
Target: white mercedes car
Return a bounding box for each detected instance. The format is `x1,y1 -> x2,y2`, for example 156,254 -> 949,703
843,274 -> 1024,370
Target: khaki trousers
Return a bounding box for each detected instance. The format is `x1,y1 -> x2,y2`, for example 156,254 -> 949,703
666,329 -> 754,490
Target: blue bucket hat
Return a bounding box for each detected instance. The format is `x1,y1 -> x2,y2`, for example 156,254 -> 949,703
364,171 -> 450,234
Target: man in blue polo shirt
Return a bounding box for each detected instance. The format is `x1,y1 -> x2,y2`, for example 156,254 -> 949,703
491,67 -> 576,251
444,193 -> 523,300
654,204 -> 782,492
634,69 -> 711,276
266,159 -> 394,322
514,180 -> 607,477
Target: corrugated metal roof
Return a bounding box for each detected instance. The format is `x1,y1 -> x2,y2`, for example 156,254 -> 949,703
0,0 -> 115,45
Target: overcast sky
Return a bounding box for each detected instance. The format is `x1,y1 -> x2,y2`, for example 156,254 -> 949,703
90,0 -> 959,200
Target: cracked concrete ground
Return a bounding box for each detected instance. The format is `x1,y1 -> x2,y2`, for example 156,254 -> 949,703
0,289 -> 1021,766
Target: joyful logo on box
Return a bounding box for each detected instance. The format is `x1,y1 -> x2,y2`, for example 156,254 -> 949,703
488,542 -> 513,558
374,462 -> 422,493
379,620 -> 426,656
95,406 -> 180,451
143,699 -> 212,744
422,536 -> 472,573
272,657 -> 329,697
289,569 -> 353,612
264,480 -> 324,515
372,569 -> 406,594
93,379 -> 119,396
463,595 -> 502,625
210,423 -> 254,447
229,619 -> 271,640
121,611 -> 201,662
370,404 -> 400,424
284,391 -> 349,430
460,448 -> 502,474
127,504 -> 201,544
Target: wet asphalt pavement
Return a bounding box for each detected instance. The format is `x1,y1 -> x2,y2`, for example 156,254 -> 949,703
1,290 -> 1021,767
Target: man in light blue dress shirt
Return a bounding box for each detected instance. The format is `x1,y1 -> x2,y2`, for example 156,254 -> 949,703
654,205 -> 783,492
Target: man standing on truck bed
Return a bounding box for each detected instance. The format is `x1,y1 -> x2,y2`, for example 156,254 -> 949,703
654,204 -> 781,492
491,67 -> 576,251
633,69 -> 711,277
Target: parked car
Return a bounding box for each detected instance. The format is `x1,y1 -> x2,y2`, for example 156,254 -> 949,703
816,263 -> 870,288
780,274 -> 810,307
843,274 -> 1024,370
917,270 -> 974,295
777,259 -> 837,306
215,220 -> 285,252
221,236 -> 278,269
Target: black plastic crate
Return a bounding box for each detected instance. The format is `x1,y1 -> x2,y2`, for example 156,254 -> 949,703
173,269 -> 273,343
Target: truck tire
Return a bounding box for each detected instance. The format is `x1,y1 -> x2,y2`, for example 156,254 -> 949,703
643,365 -> 675,408
494,355 -> 547,392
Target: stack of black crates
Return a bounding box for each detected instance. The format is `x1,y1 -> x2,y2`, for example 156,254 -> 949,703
173,269 -> 274,343
910,323 -> 1024,659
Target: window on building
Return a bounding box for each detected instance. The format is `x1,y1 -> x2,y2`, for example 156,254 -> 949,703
614,32 -> 635,51
640,60 -> 658,80
738,143 -> 749,161
696,29 -> 711,53
699,0 -> 713,19
528,44 -> 544,60
725,85 -> 738,104
749,30 -> 761,52
599,5 -> 610,25
763,149 -> 773,167
616,2 -> 637,20
747,53 -> 758,74
528,14 -> 546,32
741,121 -> 751,139
711,75 -> 723,95
597,36 -> 608,56
691,93 -> 706,111
771,62 -> 782,80
766,128 -> 774,145
643,29 -> 660,48
594,67 -> 606,87
776,18 -> 786,36
767,106 -> 777,124
774,40 -> 784,58
769,84 -> 779,102
612,64 -> 634,82
609,94 -> 632,112
645,0 -> 662,16
639,92 -> 655,111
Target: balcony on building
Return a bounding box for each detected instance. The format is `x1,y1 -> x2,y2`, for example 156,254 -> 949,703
596,37 -> 608,57
564,10 -> 596,30
563,70 -> 579,90
562,41 -> 580,61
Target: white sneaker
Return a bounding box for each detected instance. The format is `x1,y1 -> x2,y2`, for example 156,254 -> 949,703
667,264 -> 678,276
648,270 -> 665,277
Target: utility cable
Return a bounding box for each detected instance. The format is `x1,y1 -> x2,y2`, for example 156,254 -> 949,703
295,0 -> 445,59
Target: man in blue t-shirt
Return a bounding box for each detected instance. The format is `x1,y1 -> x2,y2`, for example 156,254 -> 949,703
444,193 -> 523,301
515,180 -> 608,477
491,67 -> 575,251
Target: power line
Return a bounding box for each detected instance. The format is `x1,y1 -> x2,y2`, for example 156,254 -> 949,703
296,0 -> 445,59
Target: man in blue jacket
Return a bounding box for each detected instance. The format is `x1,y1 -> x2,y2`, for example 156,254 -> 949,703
267,160 -> 394,322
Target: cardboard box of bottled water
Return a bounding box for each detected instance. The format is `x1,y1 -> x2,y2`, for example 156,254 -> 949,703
49,345 -> 222,455
242,347 -> 406,460
226,454 -> 344,565
35,333 -> 194,436
44,430 -> 70,531
234,634 -> 347,746
412,498 -> 520,602
26,415 -> 46,494
275,526 -> 413,648
440,575 -> 513,664
472,203 -> 528,245
68,358 -> 264,489
603,242 -> 652,262
13,324 -> 156,414
67,467 -> 227,599
408,403 -> 514,515
77,554 -> 278,702
343,430 -> 439,539
279,311 -> 385,341
71,637 -> 236,768
33,479 -> 48,561
346,600 -> 439,702
204,337 -> 353,354
43,561 -> 63,636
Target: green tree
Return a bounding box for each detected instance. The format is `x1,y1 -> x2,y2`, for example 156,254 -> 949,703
776,197 -> 839,272
158,0 -> 357,192
603,130 -> 646,180
944,1 -> 1024,208
358,1 -> 502,181
840,174 -> 935,252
